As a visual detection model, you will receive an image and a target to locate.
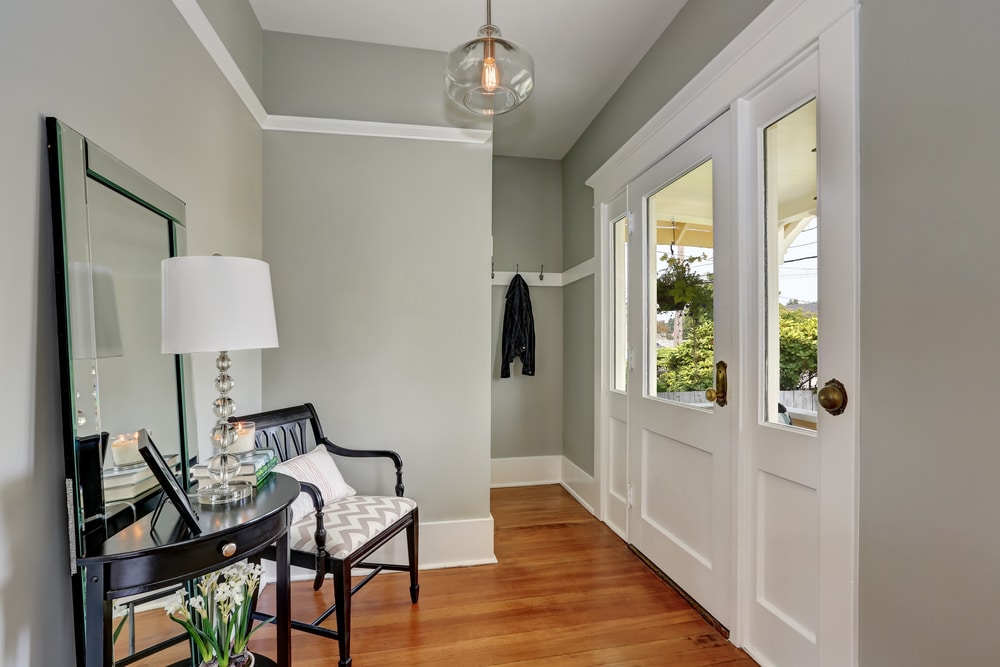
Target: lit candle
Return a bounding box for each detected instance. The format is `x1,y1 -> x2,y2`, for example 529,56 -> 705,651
110,432 -> 142,467
230,421 -> 256,454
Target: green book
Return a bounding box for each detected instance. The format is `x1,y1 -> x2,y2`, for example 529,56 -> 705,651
191,448 -> 277,480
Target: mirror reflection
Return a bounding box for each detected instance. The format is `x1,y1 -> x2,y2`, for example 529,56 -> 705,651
85,180 -> 182,459
48,117 -> 191,560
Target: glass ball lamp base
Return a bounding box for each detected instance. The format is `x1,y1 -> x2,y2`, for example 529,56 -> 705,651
196,480 -> 252,505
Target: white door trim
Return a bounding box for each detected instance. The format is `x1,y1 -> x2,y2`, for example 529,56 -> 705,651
595,192 -> 628,538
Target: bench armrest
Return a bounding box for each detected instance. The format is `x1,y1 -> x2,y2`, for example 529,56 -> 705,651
319,437 -> 405,497
298,480 -> 324,509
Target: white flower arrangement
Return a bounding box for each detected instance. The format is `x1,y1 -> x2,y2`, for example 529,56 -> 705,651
166,561 -> 272,667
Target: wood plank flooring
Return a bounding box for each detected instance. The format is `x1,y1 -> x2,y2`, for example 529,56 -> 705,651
118,485 -> 757,666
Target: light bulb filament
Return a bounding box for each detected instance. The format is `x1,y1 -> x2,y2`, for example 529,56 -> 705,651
482,56 -> 499,92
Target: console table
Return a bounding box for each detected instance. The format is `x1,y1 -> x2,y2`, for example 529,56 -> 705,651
78,473 -> 300,667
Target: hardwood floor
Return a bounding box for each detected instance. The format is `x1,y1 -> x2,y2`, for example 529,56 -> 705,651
119,485 -> 756,666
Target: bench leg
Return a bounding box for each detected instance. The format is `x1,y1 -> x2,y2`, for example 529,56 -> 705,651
408,509 -> 420,604
332,558 -> 352,667
313,554 -> 328,591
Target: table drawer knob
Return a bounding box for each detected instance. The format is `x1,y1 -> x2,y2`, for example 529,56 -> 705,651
220,542 -> 238,557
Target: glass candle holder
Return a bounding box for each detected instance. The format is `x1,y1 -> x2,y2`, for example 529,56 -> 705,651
230,421 -> 256,454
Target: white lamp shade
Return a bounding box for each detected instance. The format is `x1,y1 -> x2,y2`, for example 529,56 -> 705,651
161,256 -> 279,354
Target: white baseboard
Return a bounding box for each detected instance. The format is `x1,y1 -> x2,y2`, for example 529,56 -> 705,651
489,455 -> 599,519
490,455 -> 562,487
560,456 -> 598,516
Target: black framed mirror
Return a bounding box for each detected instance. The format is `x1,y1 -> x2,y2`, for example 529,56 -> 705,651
46,118 -> 195,661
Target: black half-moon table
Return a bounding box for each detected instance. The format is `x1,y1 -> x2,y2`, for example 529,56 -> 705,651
78,473 -> 300,667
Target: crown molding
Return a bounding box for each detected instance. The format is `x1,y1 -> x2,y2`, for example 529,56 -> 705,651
172,0 -> 268,126
263,115 -> 491,144
171,0 -> 492,145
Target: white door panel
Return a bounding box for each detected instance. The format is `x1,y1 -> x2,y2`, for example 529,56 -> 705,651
626,112 -> 734,628
605,394 -> 628,538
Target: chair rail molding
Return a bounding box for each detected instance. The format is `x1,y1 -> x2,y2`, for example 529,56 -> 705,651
491,258 -> 595,288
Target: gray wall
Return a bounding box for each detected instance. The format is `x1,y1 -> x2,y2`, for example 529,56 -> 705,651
558,0 -> 773,473
492,157 -> 563,274
858,0 -> 1000,664
491,157 -> 563,459
0,0 -> 263,663
263,31 -> 489,133
262,131 -> 493,521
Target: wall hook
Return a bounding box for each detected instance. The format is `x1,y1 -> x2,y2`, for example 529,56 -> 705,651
516,263 -> 519,274
539,265 -> 544,281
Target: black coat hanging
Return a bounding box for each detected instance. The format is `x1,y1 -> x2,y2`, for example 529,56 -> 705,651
500,273 -> 535,377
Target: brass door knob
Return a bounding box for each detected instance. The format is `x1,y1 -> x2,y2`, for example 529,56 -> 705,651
818,378 -> 847,415
705,388 -> 718,403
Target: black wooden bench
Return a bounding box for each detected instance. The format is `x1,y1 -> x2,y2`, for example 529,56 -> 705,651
232,402 -> 419,667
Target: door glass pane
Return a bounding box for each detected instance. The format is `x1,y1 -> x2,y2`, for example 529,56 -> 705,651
648,160 -> 714,406
763,99 -> 818,429
612,214 -> 628,392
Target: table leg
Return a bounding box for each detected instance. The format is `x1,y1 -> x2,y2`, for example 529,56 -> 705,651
276,524 -> 291,666
83,564 -> 112,667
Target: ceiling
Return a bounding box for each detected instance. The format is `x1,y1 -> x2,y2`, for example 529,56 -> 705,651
248,0 -> 688,159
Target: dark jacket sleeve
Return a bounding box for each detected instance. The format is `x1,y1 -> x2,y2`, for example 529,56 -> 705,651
500,275 -> 535,378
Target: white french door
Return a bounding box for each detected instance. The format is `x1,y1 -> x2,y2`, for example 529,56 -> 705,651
737,19 -> 858,667
596,5 -> 858,666
625,112 -> 735,628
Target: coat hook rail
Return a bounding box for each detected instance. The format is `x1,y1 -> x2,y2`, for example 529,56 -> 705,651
492,263 -> 557,284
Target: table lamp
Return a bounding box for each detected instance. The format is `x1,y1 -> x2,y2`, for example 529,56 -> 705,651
161,255 -> 279,504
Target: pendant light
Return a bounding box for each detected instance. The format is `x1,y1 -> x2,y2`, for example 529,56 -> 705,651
445,0 -> 534,116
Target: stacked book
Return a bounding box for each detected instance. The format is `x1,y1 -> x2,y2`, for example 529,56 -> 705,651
191,448 -> 279,489
102,453 -> 180,503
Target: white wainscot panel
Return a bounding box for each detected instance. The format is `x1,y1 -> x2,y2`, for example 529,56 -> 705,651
610,417 -> 628,500
641,431 -> 713,567
758,470 -> 820,641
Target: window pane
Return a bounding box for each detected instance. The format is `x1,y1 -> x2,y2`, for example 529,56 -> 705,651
612,215 -> 628,391
763,99 -> 818,429
648,160 -> 714,406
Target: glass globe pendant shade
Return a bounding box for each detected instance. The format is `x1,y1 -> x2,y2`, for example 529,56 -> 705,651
445,25 -> 534,116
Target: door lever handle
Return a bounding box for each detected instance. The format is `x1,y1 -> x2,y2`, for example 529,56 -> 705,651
705,360 -> 728,407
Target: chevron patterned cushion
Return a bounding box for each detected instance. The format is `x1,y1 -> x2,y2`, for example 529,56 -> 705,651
289,495 -> 417,559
